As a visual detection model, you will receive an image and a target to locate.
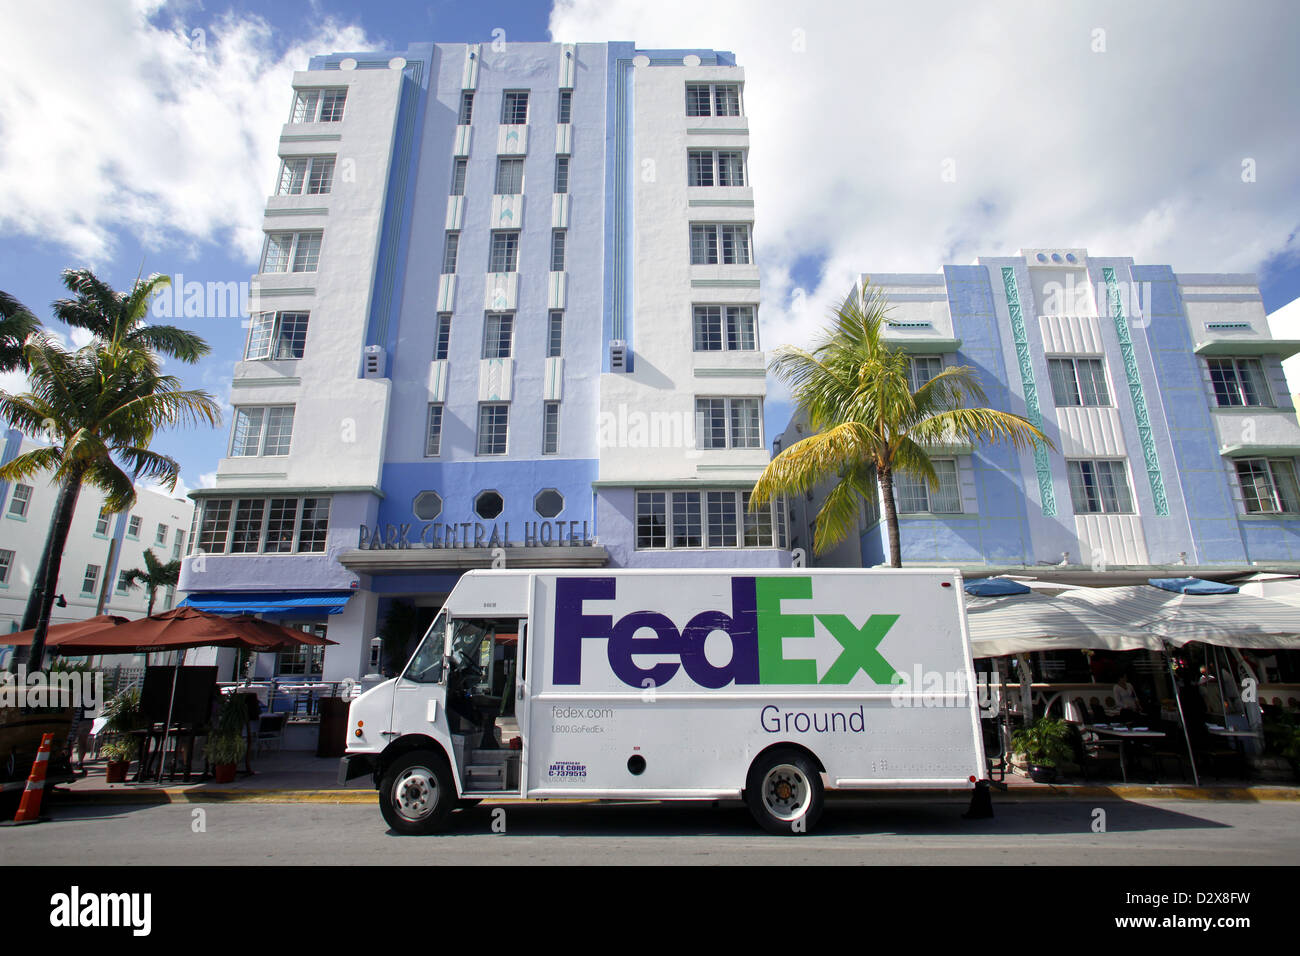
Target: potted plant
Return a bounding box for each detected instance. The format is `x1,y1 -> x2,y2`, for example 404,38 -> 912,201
205,692 -> 249,784
101,738 -> 137,783
1012,716 -> 1073,783
100,686 -> 145,781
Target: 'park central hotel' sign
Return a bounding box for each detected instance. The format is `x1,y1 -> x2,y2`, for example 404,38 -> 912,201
358,521 -> 593,551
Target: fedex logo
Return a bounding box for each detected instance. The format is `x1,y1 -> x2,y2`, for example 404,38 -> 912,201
552,576 -> 901,688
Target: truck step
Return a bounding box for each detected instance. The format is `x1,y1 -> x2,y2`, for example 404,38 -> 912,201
466,763 -> 507,788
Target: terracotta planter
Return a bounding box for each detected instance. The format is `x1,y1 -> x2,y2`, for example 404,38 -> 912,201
105,761 -> 130,784
214,763 -> 237,784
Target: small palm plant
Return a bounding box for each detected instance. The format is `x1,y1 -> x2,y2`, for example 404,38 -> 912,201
1012,717 -> 1074,771
121,548 -> 182,617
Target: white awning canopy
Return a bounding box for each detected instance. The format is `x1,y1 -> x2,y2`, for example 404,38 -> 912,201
964,591 -> 1160,657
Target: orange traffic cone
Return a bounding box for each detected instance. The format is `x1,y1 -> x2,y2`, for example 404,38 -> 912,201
4,733 -> 54,826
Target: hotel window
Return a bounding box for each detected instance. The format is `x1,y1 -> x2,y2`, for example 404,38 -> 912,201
8,484 -> 32,517
298,498 -> 330,552
689,224 -> 751,265
1208,358 -> 1271,408
550,230 -> 566,272
230,405 -> 295,457
277,156 -> 335,196
636,490 -> 781,551
693,305 -> 756,351
685,83 -> 741,117
895,459 -> 962,514
263,498 -> 297,553
127,515 -> 142,538
441,232 -> 460,274
687,150 -> 745,187
557,89 -> 572,124
425,404 -> 444,457
0,549 -> 12,584
116,569 -> 131,594
194,496 -> 329,555
1067,459 -> 1135,515
155,523 -> 167,546
197,500 -> 232,553
82,564 -> 100,595
908,355 -> 944,393
231,499 -> 266,553
95,508 -> 110,536
477,403 -> 510,456
1236,458 -> 1300,514
245,311 -> 309,360
290,87 -> 346,123
450,158 -> 468,196
501,90 -> 529,125
489,231 -> 520,273
542,402 -> 560,455
261,231 -> 322,273
554,155 -> 570,194
495,156 -> 524,195
696,397 -> 762,449
172,532 -> 184,561
1048,357 -> 1110,407
433,314 -> 452,360
547,311 -> 564,357
458,90 -> 474,126
163,587 -> 175,611
482,314 -> 514,359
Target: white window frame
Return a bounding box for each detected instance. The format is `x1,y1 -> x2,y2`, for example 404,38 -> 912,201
1207,357 -> 1272,408
482,313 -> 514,359
1236,457 -> 1300,514
155,523 -> 167,546
635,489 -> 780,551
0,548 -> 13,584
542,402 -> 560,455
127,515 -> 142,538
425,403 -> 444,458
441,232 -> 459,275
695,397 -> 763,449
290,87 -> 347,124
687,149 -> 746,187
245,311 -> 309,361
693,305 -> 757,351
276,155 -> 335,196
434,314 -> 452,361
894,459 -> 963,515
7,484 -> 32,517
488,231 -> 520,273
501,90 -> 530,125
494,156 -> 525,195
685,83 -> 742,117
458,90 -> 474,126
689,223 -> 752,265
908,355 -> 945,394
1067,458 -> 1136,515
82,564 -> 100,595
193,496 -> 330,555
550,229 -> 566,272
260,231 -> 322,274
1048,356 -> 1111,407
229,405 -> 296,458
547,311 -> 563,358
476,403 -> 510,456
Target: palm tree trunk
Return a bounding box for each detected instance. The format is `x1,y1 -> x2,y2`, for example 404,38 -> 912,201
25,469 -> 85,672
879,466 -> 902,569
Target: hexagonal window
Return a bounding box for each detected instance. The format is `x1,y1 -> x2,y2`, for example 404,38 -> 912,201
413,491 -> 443,521
534,488 -> 564,519
474,490 -> 504,520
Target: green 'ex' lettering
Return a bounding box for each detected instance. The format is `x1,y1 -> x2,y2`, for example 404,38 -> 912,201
816,614 -> 901,684
755,577 -> 818,684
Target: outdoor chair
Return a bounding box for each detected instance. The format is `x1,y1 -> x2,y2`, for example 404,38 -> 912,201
255,713 -> 287,756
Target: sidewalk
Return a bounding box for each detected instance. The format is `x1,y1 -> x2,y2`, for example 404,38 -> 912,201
45,752 -> 1300,806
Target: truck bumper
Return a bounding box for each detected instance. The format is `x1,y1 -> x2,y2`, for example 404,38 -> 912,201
337,754 -> 376,786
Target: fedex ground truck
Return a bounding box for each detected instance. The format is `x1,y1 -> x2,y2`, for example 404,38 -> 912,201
339,568 -> 987,834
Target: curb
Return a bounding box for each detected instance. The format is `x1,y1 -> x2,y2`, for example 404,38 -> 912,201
44,784 -> 1300,806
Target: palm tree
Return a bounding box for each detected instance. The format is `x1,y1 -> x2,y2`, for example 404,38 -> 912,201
0,290 -> 41,372
751,285 -> 1054,568
121,548 -> 182,617
0,270 -> 221,670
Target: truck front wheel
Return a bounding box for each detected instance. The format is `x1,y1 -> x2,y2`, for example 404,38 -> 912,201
745,749 -> 824,835
379,751 -> 455,835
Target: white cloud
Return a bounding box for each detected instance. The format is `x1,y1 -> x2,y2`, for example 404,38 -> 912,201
140,473 -> 191,499
0,1 -> 372,265
197,470 -> 218,489
549,0 -> 1300,365
1267,297 -> 1300,398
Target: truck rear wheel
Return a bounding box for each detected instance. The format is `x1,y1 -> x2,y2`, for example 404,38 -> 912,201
745,749 -> 823,835
379,750 -> 455,835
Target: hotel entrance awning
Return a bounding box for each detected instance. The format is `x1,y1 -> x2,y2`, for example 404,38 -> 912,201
178,590 -> 355,615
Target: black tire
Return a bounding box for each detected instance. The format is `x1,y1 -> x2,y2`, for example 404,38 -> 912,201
745,748 -> 824,835
378,750 -> 456,835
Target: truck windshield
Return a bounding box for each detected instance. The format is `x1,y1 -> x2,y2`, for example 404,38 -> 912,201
403,613 -> 447,684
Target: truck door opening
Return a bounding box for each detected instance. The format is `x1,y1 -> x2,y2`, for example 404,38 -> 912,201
447,617 -> 525,792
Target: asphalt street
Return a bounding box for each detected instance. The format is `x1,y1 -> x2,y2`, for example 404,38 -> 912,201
3,796 -> 1297,865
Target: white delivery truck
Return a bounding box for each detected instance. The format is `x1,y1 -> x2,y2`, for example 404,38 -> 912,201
339,568 -> 988,834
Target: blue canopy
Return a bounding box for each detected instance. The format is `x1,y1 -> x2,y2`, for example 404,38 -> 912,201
964,577 -> 1032,597
1148,577 -> 1239,595
178,590 -> 355,615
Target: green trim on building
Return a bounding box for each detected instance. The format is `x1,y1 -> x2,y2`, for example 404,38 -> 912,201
1001,267 -> 1057,516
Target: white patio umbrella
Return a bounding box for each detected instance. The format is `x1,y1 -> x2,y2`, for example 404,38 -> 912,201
964,591 -> 1162,657
1053,586 -> 1300,649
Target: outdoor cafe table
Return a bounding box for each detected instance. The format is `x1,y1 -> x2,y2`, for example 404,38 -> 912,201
1087,725 -> 1166,783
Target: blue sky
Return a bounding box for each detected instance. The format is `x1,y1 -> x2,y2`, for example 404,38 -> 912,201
2,0 -> 1298,497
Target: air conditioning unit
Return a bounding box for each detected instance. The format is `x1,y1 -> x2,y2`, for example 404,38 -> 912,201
609,339 -> 628,372
362,345 -> 387,379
